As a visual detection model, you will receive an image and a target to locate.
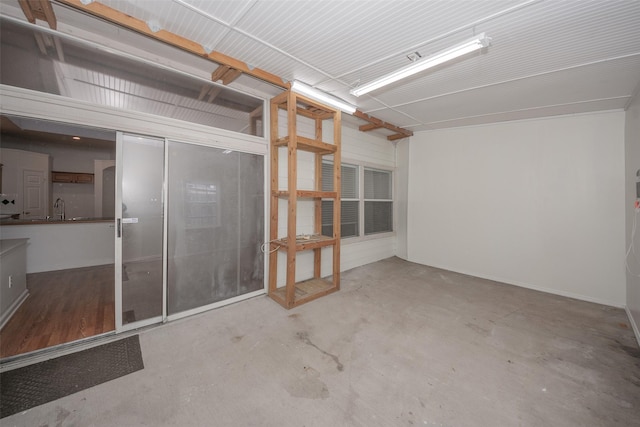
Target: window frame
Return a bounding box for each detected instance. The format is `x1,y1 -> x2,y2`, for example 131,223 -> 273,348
363,166 -> 394,236
322,159 -> 395,243
321,161 -> 360,238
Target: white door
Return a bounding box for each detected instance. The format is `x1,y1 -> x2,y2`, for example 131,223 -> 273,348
22,169 -> 46,219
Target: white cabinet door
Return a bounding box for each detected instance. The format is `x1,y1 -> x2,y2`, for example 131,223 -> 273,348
23,169 -> 46,219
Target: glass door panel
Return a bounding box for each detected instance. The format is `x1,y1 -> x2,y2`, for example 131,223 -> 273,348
118,133 -> 165,326
166,142 -> 264,316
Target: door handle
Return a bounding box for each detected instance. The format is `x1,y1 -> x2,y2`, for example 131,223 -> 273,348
117,218 -> 121,238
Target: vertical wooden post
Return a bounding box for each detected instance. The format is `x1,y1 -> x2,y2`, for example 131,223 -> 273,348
313,117 -> 323,279
333,110 -> 341,290
268,99 -> 279,295
285,90 -> 298,308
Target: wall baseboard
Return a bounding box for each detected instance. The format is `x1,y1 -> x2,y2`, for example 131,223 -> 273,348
0,289 -> 28,330
625,306 -> 640,347
409,259 -> 625,308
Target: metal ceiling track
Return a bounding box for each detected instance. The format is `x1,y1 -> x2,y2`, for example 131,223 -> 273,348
53,0 -> 412,141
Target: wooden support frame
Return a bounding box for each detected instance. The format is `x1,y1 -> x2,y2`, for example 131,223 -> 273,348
211,65 -> 242,85
354,110 -> 413,141
313,118 -> 323,279
268,90 -> 341,309
56,0 -> 288,89
20,0 -> 57,29
21,0 -> 66,62
55,0 -> 413,141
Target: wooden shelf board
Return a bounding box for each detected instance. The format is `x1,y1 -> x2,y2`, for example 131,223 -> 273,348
274,190 -> 337,199
275,105 -> 333,121
272,234 -> 336,251
273,136 -> 337,154
273,96 -> 336,120
269,277 -> 338,309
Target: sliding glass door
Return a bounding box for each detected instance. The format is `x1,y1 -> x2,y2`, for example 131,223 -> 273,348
116,133 -> 165,329
116,133 -> 264,329
166,142 -> 264,318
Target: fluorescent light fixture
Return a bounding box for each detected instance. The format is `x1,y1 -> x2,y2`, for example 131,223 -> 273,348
350,33 -> 491,97
291,80 -> 357,114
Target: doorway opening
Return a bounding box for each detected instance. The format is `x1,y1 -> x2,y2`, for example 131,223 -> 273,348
0,115 -> 117,358
1,117 -> 266,360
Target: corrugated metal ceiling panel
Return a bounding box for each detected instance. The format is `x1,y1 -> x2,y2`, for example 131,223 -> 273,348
8,0 -> 639,132
345,1 -> 640,108
396,57 -> 639,128
221,0 -> 524,79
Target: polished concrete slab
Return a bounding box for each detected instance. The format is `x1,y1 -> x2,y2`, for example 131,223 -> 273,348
4,257 -> 639,426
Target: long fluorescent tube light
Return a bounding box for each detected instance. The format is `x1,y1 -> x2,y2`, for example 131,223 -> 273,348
291,80 -> 357,114
350,33 -> 491,97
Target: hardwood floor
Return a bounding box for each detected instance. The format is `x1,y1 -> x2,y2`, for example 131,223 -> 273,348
0,264 -> 115,358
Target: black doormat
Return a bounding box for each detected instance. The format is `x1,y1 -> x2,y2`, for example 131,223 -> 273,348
0,335 -> 144,418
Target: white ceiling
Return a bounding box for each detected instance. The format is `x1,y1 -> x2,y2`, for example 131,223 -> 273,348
5,0 -> 640,134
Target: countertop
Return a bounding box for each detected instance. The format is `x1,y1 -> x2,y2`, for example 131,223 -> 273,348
0,218 -> 115,226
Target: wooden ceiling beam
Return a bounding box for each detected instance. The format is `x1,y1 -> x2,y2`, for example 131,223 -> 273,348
56,0 -> 288,89
20,0 -> 57,29
222,68 -> 242,85
21,1 -> 65,61
211,65 -> 243,85
359,123 -> 383,132
222,69 -> 242,85
387,133 -> 408,141
211,65 -> 231,82
54,0 -> 413,141
353,110 -> 413,141
207,87 -> 222,103
197,85 -> 210,101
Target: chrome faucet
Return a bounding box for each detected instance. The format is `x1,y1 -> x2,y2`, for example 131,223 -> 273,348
54,197 -> 65,220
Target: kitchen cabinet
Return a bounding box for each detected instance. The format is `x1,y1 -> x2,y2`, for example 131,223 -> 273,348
52,171 -> 94,184
0,239 -> 28,328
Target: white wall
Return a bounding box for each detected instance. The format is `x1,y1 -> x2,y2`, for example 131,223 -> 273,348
406,111 -> 626,307
0,148 -> 50,217
625,94 -> 640,341
395,139 -> 410,260
1,135 -> 115,218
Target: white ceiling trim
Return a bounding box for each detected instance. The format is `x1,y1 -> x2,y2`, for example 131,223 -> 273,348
417,97 -> 628,130
364,52 -> 640,114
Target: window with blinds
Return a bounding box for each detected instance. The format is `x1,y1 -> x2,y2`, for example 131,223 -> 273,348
321,161 -> 393,238
321,162 -> 359,238
364,168 -> 393,235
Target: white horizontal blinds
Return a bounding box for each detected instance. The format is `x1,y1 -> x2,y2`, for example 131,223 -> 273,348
321,201 -> 358,237
364,168 -> 393,235
321,161 -> 359,238
321,161 -> 357,197
364,168 -> 392,199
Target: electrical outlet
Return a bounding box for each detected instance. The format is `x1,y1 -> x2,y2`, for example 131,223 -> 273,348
8,275 -> 12,288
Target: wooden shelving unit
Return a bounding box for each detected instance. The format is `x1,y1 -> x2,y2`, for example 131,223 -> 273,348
268,90 -> 341,309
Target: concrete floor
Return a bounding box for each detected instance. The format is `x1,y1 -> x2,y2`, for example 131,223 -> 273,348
4,257 -> 640,426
